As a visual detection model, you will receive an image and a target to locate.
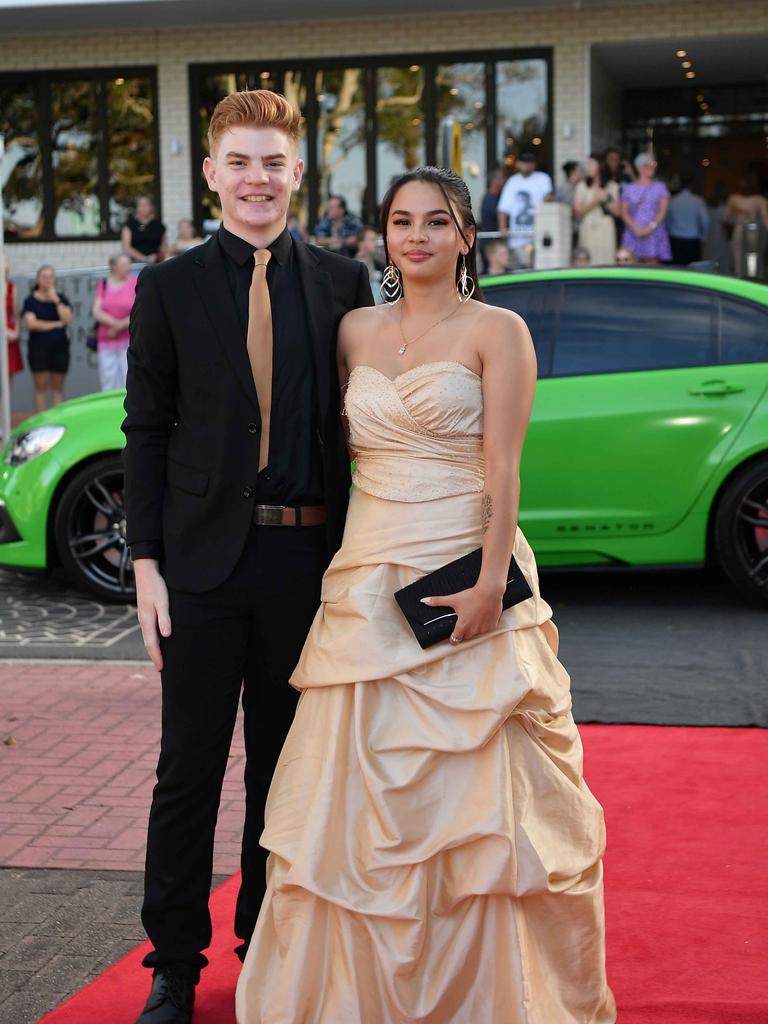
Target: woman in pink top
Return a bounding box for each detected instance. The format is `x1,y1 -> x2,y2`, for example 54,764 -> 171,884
92,253 -> 137,391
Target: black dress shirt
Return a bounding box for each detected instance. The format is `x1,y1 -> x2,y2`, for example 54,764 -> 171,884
217,224 -> 324,506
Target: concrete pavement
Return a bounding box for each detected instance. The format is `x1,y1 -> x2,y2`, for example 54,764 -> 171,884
0,660 -> 244,1023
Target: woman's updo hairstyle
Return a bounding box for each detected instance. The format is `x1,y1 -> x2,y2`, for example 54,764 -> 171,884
379,166 -> 484,302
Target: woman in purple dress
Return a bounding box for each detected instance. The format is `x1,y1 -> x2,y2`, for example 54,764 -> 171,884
620,152 -> 671,263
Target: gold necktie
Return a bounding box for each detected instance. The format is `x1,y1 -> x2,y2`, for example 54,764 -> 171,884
246,248 -> 273,472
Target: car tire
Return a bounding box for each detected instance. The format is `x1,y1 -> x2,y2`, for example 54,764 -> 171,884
713,456 -> 768,604
54,455 -> 135,603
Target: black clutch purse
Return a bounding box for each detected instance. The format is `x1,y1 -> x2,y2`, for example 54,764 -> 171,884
394,548 -> 533,649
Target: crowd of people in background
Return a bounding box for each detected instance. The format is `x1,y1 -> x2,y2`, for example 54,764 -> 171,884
5,160 -> 768,414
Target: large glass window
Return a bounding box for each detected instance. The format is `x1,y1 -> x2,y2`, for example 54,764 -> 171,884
51,80 -> 100,237
436,62 -> 486,213
0,82 -> 43,238
484,281 -> 551,375
376,65 -> 426,200
190,50 -> 552,234
552,283 -> 714,376
1,69 -> 159,243
496,59 -> 550,171
315,68 -> 366,227
108,76 -> 158,232
720,298 -> 768,365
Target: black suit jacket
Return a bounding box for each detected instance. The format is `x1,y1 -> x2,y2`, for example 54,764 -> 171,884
122,233 -> 374,593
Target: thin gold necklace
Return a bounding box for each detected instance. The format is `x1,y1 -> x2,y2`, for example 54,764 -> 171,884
397,300 -> 461,356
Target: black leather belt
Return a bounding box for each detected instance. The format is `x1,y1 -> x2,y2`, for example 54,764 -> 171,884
253,504 -> 327,527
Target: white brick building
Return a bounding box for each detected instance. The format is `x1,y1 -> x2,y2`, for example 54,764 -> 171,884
1,0 -> 767,273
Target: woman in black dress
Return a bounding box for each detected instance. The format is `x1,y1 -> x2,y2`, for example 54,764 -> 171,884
121,195 -> 167,264
21,264 -> 73,412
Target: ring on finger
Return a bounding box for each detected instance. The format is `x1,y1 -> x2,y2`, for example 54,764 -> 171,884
450,634 -> 462,644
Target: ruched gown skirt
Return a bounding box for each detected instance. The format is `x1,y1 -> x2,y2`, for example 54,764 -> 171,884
235,486 -> 616,1023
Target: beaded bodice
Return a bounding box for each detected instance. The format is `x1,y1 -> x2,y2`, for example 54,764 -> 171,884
344,360 -> 484,502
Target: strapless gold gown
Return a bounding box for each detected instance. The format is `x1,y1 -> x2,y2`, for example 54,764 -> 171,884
236,361 -> 616,1024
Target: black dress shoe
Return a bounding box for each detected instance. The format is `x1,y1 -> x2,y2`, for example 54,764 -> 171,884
135,966 -> 196,1023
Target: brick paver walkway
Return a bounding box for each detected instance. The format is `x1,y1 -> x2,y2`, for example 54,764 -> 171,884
0,661 -> 245,874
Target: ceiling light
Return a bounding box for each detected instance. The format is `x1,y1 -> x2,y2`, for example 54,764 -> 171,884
681,60 -> 692,68
685,71 -> 696,79
260,71 -> 270,80
449,87 -> 459,96
532,137 -> 542,145
676,49 -> 687,57
409,65 -> 420,72
702,158 -> 710,166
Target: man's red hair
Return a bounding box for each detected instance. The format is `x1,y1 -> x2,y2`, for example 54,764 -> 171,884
207,90 -> 302,154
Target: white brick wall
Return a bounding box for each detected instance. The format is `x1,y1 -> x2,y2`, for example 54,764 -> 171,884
1,0 -> 766,272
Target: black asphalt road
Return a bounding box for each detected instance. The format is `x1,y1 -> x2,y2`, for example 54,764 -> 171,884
1,566 -> 765,727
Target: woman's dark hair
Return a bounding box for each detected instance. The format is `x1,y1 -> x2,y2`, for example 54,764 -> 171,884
379,166 -> 484,302
586,152 -> 606,189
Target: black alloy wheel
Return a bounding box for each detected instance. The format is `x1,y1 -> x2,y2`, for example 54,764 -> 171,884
54,456 -> 135,602
713,456 -> 768,604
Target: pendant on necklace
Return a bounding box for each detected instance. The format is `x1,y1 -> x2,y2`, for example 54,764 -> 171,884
398,344 -> 407,355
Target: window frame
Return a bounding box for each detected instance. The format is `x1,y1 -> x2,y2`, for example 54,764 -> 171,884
188,48 -> 553,234
549,279 -> 718,379
1,65 -> 161,244
483,279 -> 554,378
717,293 -> 768,366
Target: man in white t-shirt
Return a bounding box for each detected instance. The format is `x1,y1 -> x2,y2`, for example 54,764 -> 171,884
497,152 -> 553,267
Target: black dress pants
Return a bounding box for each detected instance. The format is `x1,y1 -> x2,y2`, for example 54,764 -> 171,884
670,237 -> 702,266
140,523 -> 327,974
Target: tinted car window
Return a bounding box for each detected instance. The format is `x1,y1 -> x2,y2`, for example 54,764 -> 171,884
484,282 -> 552,376
719,297 -> 768,364
552,282 -> 715,377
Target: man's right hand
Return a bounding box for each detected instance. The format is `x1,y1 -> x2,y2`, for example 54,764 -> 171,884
134,558 -> 172,671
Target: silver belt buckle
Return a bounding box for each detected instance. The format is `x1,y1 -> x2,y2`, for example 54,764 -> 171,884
259,504 -> 286,526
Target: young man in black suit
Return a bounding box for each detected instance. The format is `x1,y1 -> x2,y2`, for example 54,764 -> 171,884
123,90 -> 373,1024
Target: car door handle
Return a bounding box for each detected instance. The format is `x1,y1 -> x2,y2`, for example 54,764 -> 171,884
688,380 -> 746,396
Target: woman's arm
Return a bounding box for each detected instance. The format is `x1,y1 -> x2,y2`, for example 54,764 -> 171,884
573,187 -> 605,219
7,283 -> 19,342
621,198 -> 644,236
23,311 -> 64,332
653,194 -> 670,228
477,312 -> 537,593
92,294 -> 121,329
423,309 -> 537,642
155,233 -> 168,263
56,299 -> 73,326
121,224 -> 145,262
336,307 -> 369,462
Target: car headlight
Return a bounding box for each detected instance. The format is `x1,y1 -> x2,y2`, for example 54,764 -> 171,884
4,425 -> 66,465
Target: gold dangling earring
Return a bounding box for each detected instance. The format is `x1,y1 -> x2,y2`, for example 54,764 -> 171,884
381,263 -> 403,304
457,255 -> 475,303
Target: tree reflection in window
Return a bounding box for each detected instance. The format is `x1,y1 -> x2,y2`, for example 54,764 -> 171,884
0,83 -> 43,239
436,63 -> 486,215
50,80 -> 100,237
376,66 -> 425,199
315,68 -> 366,224
108,77 -> 157,232
496,60 -> 549,169
198,72 -> 252,223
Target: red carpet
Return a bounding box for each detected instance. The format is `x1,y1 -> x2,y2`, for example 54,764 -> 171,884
39,724 -> 767,1024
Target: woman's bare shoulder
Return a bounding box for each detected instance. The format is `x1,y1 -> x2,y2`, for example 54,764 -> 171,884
338,303 -> 393,358
341,303 -> 390,330
473,300 -> 529,338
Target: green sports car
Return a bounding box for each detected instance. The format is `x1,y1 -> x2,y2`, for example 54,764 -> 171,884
1,266 -> 767,603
